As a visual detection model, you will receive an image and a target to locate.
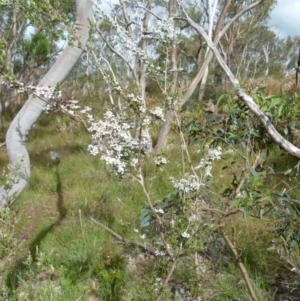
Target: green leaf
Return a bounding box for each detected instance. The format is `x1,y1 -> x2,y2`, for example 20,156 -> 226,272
268,98 -> 280,109
248,164 -> 258,176
284,201 -> 295,215
140,220 -> 150,228
278,104 -> 284,117
140,208 -> 151,228
230,198 -> 243,208
284,168 -> 293,175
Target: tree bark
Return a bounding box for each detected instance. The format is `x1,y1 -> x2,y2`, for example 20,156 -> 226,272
0,0 -> 93,207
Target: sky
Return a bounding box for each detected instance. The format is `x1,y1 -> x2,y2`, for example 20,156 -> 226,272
268,0 -> 300,38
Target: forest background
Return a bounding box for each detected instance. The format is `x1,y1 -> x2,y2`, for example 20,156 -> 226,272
0,0 -> 300,300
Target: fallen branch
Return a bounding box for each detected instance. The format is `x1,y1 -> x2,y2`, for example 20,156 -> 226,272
90,217 -> 156,255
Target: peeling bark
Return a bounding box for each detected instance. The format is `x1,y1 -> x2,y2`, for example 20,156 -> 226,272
0,0 -> 93,207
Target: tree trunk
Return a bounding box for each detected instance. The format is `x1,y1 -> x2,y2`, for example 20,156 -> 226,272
153,0 -> 177,153
188,14 -> 300,159
0,0 -> 93,207
154,0 -> 234,153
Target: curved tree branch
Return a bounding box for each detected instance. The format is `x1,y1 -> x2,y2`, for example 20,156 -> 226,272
154,1 -> 263,153
0,0 -> 93,207
185,12 -> 300,159
181,0 -> 263,104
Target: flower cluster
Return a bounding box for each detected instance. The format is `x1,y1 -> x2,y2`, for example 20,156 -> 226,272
2,78 -> 61,99
154,156 -> 167,166
151,18 -> 180,43
87,110 -> 150,176
181,231 -> 191,238
195,145 -> 222,179
166,95 -> 181,108
127,94 -> 146,113
44,99 -> 82,117
149,107 -> 165,121
93,1 -> 148,62
170,174 -> 201,194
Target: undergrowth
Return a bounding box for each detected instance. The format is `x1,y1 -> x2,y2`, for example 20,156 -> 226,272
0,88 -> 299,301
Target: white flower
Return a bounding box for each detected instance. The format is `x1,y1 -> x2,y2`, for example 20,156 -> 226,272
170,174 -> 201,193
181,231 -> 190,238
150,107 -> 165,121
154,250 -> 166,256
155,208 -> 164,214
152,18 -> 180,43
87,145 -> 100,156
134,228 -> 139,233
207,146 -> 222,161
154,156 -> 167,166
194,146 -> 222,180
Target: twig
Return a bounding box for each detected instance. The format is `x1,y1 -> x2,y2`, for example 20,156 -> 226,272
90,217 -> 156,255
220,226 -> 259,301
156,258 -> 179,301
225,152 -> 261,209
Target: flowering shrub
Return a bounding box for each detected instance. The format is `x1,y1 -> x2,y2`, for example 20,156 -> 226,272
151,18 -> 181,43
1,76 -> 62,100
87,109 -> 147,176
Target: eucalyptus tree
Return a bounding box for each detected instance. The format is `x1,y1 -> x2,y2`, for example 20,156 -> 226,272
1,0 -> 298,208
154,0 -> 271,151
183,5 -> 300,159
0,0 -> 92,207
0,0 -> 75,129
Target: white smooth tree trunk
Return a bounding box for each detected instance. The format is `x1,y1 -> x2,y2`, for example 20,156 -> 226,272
0,0 -> 93,207
186,14 -> 300,159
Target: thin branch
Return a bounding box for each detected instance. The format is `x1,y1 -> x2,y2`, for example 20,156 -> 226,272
94,25 -> 138,83
90,217 -> 156,255
220,226 -> 259,301
177,0 -> 263,104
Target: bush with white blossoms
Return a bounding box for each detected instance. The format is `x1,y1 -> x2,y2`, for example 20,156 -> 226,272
2,76 -> 62,101
151,18 -> 181,44
87,110 -> 147,176
150,107 -> 165,121
84,95 -> 166,176
170,174 -> 201,194
195,145 -> 222,180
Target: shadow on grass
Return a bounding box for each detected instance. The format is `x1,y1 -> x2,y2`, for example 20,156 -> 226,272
29,144 -> 88,167
5,167 -> 67,292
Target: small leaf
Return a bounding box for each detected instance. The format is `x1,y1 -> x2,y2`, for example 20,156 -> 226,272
278,104 -> 284,116
284,201 -> 295,215
268,98 -> 280,109
140,220 -> 150,228
248,164 -> 258,176
284,168 -> 293,176
230,198 -> 243,208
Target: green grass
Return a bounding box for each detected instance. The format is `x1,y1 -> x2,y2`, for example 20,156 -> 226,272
0,104 -> 299,301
